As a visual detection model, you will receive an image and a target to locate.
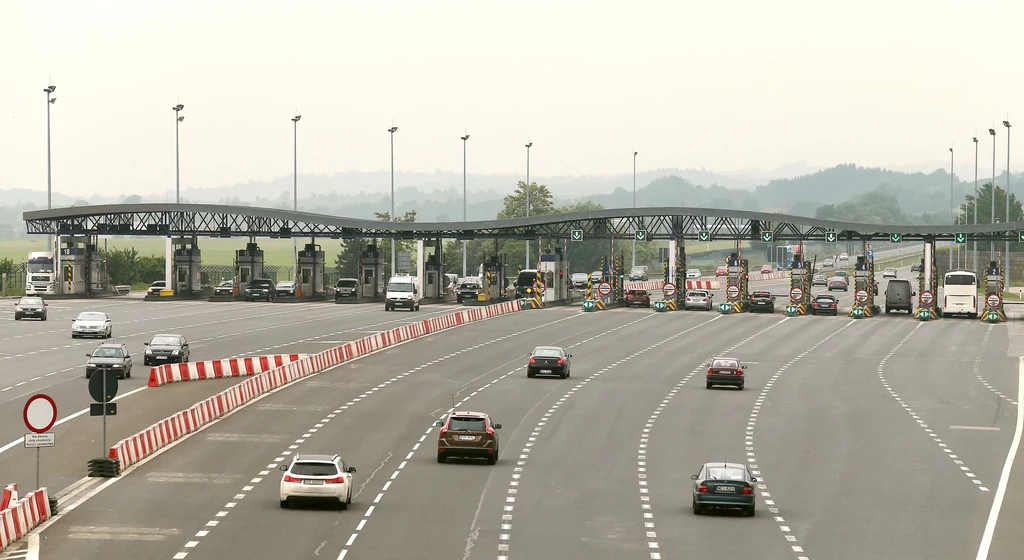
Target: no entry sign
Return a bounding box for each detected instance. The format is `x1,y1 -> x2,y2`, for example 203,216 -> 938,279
855,290 -> 869,304
987,293 -> 1002,308
662,282 -> 677,298
790,287 -> 804,301
920,291 -> 934,306
726,285 -> 740,299
24,394 -> 57,433
598,282 -> 612,296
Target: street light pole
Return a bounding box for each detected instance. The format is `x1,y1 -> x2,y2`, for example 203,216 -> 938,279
990,128 -> 997,262
1005,120 -> 1012,281
461,133 -> 470,278
949,147 -> 955,270
173,104 -> 184,202
973,136 -> 978,271
525,142 -> 533,269
389,126 -> 398,276
44,85 -> 56,275
632,150 -> 638,268
292,115 -> 301,283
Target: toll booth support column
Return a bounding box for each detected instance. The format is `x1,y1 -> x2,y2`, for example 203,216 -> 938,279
915,240 -> 939,319
416,240 -> 426,293
668,238 -> 678,286
297,242 -> 325,298
982,261 -> 1006,322
676,241 -> 687,307
164,236 -> 173,293
235,242 -> 265,296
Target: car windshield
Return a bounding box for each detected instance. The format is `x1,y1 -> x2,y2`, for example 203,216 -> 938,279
533,348 -> 562,358
276,282 -> 294,288
250,280 -> 272,287
706,466 -> 747,480
752,292 -> 770,298
711,359 -> 738,369
835,271 -> 848,276
291,462 -> 339,476
92,347 -> 123,358
461,283 -> 481,289
337,279 -> 358,288
218,280 -> 232,286
448,417 -> 486,431
150,336 -> 181,346
77,312 -> 106,321
388,283 -> 413,293
19,298 -> 43,306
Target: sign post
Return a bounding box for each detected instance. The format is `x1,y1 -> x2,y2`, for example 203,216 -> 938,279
24,394 -> 58,491
89,370 -> 119,458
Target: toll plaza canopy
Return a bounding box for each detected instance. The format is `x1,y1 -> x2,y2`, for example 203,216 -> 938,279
22,203 -> 1024,242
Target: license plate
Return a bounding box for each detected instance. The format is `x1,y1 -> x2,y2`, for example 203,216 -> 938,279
302,480 -> 324,485
541,370 -> 551,373
716,486 -> 735,492
458,435 -> 476,441
157,356 -> 167,360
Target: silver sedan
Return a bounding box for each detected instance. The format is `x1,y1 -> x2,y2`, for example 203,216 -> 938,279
683,290 -> 713,310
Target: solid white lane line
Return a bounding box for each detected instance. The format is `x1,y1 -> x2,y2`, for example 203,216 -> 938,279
641,317 -> 788,559
974,356 -> 1024,560
877,323 -> 990,492
747,320 -> 855,560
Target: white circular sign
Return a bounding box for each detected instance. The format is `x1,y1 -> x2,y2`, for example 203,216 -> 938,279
598,282 -> 612,296
855,290 -> 869,304
790,287 -> 804,301
726,285 -> 740,299
663,283 -> 677,298
987,293 -> 1002,308
920,291 -> 934,306
24,394 -> 57,433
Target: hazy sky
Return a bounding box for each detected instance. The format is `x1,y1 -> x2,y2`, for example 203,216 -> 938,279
2,0 -> 1021,198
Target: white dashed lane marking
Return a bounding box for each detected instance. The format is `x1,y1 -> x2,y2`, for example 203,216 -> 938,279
496,314 -> 726,560
640,317 -> 788,558
973,324 -> 1018,406
168,312 -> 589,559
746,319 -> 854,560
342,314 -> 656,560
877,322 -> 990,492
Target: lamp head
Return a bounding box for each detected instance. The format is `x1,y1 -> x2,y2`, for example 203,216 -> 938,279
49,98 -> 56,104
178,116 -> 185,122
292,115 -> 301,122
990,128 -> 996,135
173,104 -> 184,111
44,86 -> 55,94
389,126 -> 398,133
526,142 -> 533,148
1004,121 -> 1012,128
973,137 -> 978,143
949,147 -> 953,153
634,151 -> 638,157
462,134 -> 469,141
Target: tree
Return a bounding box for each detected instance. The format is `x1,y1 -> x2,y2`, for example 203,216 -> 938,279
105,247 -> 139,284
497,181 -> 555,219
134,255 -> 165,283
334,240 -> 362,278
960,182 -> 1023,225
812,190 -> 907,224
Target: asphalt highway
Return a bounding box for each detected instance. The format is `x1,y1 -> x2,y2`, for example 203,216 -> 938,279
0,298 -> 464,493
5,291 -> 1022,559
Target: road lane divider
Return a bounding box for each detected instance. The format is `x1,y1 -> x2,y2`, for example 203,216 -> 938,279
746,320 -> 855,560
147,354 -> 308,387
0,489 -> 51,553
876,323 -> 990,492
971,325 -> 1019,406
492,314 -> 726,560
108,300 -> 524,471
638,317 -> 790,557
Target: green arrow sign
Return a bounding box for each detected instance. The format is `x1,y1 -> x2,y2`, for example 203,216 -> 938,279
654,301 -> 668,312
955,233 -> 966,244
635,230 -> 647,241
570,229 -> 584,241
719,303 -> 732,313
785,305 -> 798,315
890,233 -> 902,243
582,300 -> 596,311
761,231 -> 774,242
825,232 -> 837,243
698,231 -> 710,242
851,307 -> 865,318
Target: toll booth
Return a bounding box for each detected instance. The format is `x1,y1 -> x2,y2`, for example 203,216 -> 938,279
235,243 -> 265,295
359,244 -> 384,299
850,255 -> 878,317
538,248 -> 569,303
481,255 -> 506,301
297,243 -> 325,298
722,252 -> 748,313
787,251 -> 811,315
58,235 -> 105,295
422,253 -> 441,299
172,237 -> 202,296
982,261 -> 1006,322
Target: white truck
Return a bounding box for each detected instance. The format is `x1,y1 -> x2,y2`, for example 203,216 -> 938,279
25,251 -> 56,295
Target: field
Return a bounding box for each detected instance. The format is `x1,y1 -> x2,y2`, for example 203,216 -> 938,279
0,237 -> 320,270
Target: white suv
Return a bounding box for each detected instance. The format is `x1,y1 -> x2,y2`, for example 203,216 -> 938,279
279,454 -> 356,509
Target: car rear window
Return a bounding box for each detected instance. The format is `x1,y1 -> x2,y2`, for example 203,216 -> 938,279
707,466 -> 747,480
752,292 -> 770,298
448,417 -> 486,431
629,290 -> 647,295
816,296 -> 835,301
291,462 -> 339,476
686,291 -> 706,297
711,359 -> 738,369
515,272 -> 540,286
533,348 -> 562,358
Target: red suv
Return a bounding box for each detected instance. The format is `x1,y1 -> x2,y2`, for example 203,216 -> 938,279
626,289 -> 651,307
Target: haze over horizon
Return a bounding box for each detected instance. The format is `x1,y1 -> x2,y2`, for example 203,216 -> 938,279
3,0 -> 1021,200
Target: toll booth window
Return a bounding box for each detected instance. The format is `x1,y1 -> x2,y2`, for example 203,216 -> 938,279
302,268 -> 312,284
240,268 -> 251,283
176,267 -> 187,283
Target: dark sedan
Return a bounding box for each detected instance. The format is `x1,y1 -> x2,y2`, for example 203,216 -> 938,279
14,296 -> 48,321
244,279 -> 276,302
706,357 -> 746,389
692,461 -> 758,516
85,343 -> 133,379
747,291 -> 775,313
457,281 -> 482,303
143,334 -> 191,365
811,294 -> 839,316
527,346 -> 572,379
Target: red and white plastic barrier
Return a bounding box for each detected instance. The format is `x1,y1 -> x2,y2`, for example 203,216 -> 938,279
686,280 -> 720,290
623,280 -> 665,291
749,271 -> 789,281
0,484 -> 16,511
148,354 -> 307,387
110,299 -> 524,470
0,488 -> 51,552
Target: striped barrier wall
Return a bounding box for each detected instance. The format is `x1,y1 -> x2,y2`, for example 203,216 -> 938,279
0,484 -> 15,511
686,280 -> 720,290
109,299 -> 524,470
148,354 -> 308,387
0,489 -> 51,552
628,273 -> 785,293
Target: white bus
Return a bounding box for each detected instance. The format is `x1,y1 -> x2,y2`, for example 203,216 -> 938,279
942,270 -> 978,318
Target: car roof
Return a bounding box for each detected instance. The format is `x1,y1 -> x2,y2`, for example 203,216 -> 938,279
449,411 -> 489,418
712,356 -> 739,362
151,333 -> 182,338
816,294 -> 837,298
533,346 -> 564,352
294,454 -> 339,462
703,462 -> 748,469
95,342 -> 126,348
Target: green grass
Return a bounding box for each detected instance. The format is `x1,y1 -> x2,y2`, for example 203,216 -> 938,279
0,237 -> 326,270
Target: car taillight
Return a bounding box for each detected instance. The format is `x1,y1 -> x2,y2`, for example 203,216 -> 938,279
283,475 -> 301,483
439,426 -> 448,435
742,483 -> 753,494
325,476 -> 345,484
557,358 -> 565,365
698,482 -> 708,493
529,357 -> 536,364
736,369 -> 743,375
707,368 -> 713,375
486,425 -> 495,436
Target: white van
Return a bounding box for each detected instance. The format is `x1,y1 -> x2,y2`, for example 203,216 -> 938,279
385,274 -> 421,311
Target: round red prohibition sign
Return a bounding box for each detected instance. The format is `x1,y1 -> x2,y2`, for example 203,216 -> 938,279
24,394 -> 58,433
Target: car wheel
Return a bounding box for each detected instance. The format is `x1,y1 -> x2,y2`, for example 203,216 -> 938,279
693,500 -> 702,515
747,506 -> 755,517
527,371 -> 535,378
738,383 -> 744,390
436,452 -> 446,464
14,315 -> 20,321
339,499 -> 348,510
279,500 -> 288,508
706,383 -> 712,389
126,367 -> 131,378
347,490 -> 352,504
42,313 -> 47,321
559,371 -> 567,379
487,454 -> 497,465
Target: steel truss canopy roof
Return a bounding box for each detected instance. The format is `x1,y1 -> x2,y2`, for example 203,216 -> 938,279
22,203 -> 1024,242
